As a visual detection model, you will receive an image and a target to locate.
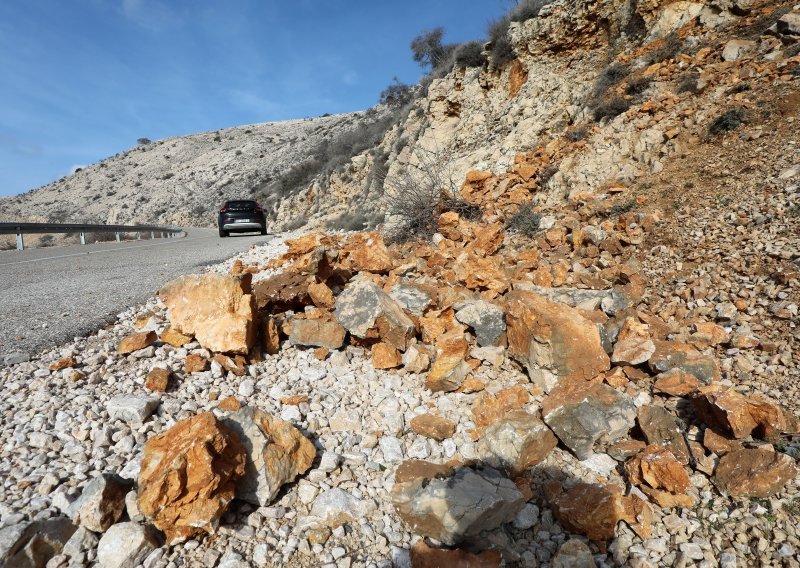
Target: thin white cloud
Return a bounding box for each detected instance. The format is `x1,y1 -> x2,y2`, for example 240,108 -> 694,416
341,71 -> 359,86
120,0 -> 178,31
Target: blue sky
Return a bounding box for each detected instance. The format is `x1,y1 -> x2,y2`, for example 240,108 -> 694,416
0,0 -> 509,197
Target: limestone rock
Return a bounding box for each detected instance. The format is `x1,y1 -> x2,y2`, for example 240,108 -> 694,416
410,542 -> 501,568
310,488 -> 366,526
389,282 -> 433,317
342,231 -> 393,273
402,344 -> 431,373
144,368 -> 171,393
692,385 -> 799,440
653,369 -> 700,396
221,406 -> 316,506
715,449 -> 797,498
471,385 -> 530,435
552,539 -> 597,568
777,11 -> 800,34
96,522 -> 159,568
611,336 -> 655,365
137,412 -> 246,544
334,278 -> 415,351
409,414 -> 456,441
253,271 -> 311,313
625,446 -> 694,508
307,281 -> 335,309
542,382 -> 635,460
506,291 -> 610,391
73,474 -> 132,533
185,353 -> 209,373
371,342 -> 401,369
391,461 -> 525,546
0,518 -> 76,568
722,39 -> 755,61
118,331 -> 157,354
159,273 -> 257,354
159,326 -> 192,348
107,395 -> 159,424
648,341 -> 719,384
637,405 -> 691,465
426,332 -> 472,392
454,300 -> 506,347
288,318 -> 346,350
478,410 -> 558,473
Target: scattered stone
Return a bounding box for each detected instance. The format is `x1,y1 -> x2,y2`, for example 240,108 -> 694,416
721,39 -> 755,61
478,410 -> 558,473
118,331 -> 157,354
185,353 -> 209,373
107,395 -> 159,424
137,412 -> 246,543
426,332 -> 472,392
409,414 -> 456,441
310,489 -> 365,526
49,356 -> 76,371
637,405 -> 691,464
73,474 -> 132,533
159,273 -> 257,354
454,300 -> 506,347
0,518 -> 76,568
389,282 -> 433,317
471,385 -> 530,435
714,448 -> 797,498
308,281 -> 335,309
402,343 -> 430,373
144,367 -> 171,393
96,522 -> 159,568
218,396 -> 242,412
159,326 -> 192,347
371,342 -> 401,369
213,353 -> 247,376
625,446 -> 694,508
221,406 -> 315,506
288,318 -> 346,350
409,541 -> 501,568
552,539 -> 597,568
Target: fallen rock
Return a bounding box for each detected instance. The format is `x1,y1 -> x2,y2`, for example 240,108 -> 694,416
118,331 -> 157,354
307,281 -> 335,309
185,353 -> 209,373
73,474 -> 132,533
389,282 -> 433,317
310,488 -> 366,526
49,356 -> 76,371
253,271 -> 311,312
0,518 -> 76,568
218,396 -> 242,412
426,332 -> 472,392
409,414 -> 456,441
334,278 -> 415,351
454,300 -> 506,347
648,341 -> 719,384
96,522 -> 159,568
263,315 -> 281,355
342,231 -> 394,273
137,412 -> 246,543
542,382 -> 635,460
288,318 -> 346,350
693,385 -> 799,440
391,460 -> 525,545
471,385 -> 530,435
552,539 -> 597,568
722,38 -> 755,61
702,429 -> 742,456
546,481 -> 651,541
410,541 -> 501,568
221,406 -> 315,506
107,395 -> 159,424
653,369 -> 700,396
611,336 -> 655,365
160,273 -> 257,354
159,326 -> 192,348
478,410 -> 558,473
506,291 -> 610,391
625,446 -> 694,508
144,368 -> 171,393
402,343 -> 431,373
714,448 -> 797,498
213,353 -> 247,376
371,342 -> 401,369
637,405 -> 691,464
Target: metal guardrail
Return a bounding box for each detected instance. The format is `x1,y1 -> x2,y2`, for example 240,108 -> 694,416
0,222 -> 183,251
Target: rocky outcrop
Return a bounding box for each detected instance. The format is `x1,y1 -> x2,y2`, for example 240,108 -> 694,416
137,412 -> 246,543
221,406 -> 315,506
159,273 -> 257,354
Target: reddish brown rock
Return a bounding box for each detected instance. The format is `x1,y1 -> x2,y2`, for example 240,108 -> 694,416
715,448 -> 797,498
185,354 -> 209,373
506,291 -> 610,391
263,316 -> 281,355
342,231 -> 394,273
372,342 -> 401,369
410,414 -> 457,441
137,412 -> 246,544
410,541 -> 501,568
607,439 -> 647,461
213,353 -> 247,376
218,396 -> 242,412
280,394 -> 309,406
691,322 -> 730,347
308,281 -> 336,309
693,385 -> 799,440
253,271 -> 311,313
159,326 -> 192,348
653,369 -> 701,396
471,386 -> 530,435
624,445 -> 694,508
49,356 -> 77,371
426,332 -> 472,392
118,331 -> 157,354
288,318 -> 346,350
702,429 -> 742,456
648,340 -> 719,384
145,368 -> 171,393
160,273 -> 256,354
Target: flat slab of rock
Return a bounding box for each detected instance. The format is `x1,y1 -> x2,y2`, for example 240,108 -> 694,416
648,341 -> 719,384
542,382 -> 635,460
410,541 -> 501,567
637,405 -> 691,465
159,273 -> 257,354
715,448 -> 797,498
221,406 -> 315,506
96,522 -> 159,568
391,460 -> 525,546
409,414 -> 456,441
118,331 -> 157,354
137,412 -> 246,544
288,318 -> 346,350
478,410 -> 557,474
107,395 -> 159,424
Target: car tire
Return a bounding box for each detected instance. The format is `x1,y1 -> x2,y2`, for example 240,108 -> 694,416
218,228 -> 228,238
260,226 -> 267,235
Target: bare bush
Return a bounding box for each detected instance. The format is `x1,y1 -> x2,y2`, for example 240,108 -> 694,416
487,0 -> 552,68
505,202 -> 542,236
709,108 -> 745,135
452,41 -> 485,69
592,96 -> 633,121
327,210 -> 384,232
379,78 -> 415,108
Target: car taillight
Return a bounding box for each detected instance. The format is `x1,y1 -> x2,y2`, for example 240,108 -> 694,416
255,205 -> 263,212
219,206 -> 228,213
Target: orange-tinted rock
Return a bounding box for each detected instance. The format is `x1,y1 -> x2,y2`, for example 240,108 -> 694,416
314,347 -> 330,360
185,354 -> 209,373
263,316 -> 280,355
343,232 -> 394,273
506,291 -> 610,391
702,429 -> 742,456
118,331 -> 157,354
137,412 -> 246,544
288,318 -> 346,350
438,211 -> 464,241
426,332 -> 472,392
612,336 -> 656,366
624,445 -> 694,508
648,340 -> 719,384
478,410 -> 558,474
280,394 -> 309,406
653,369 -> 700,396
49,356 -> 77,371
213,354 -> 247,376
691,322 -> 730,347
160,273 -> 256,355
372,342 -> 401,369
253,271 -> 311,313
218,396 -> 242,412
308,281 -> 335,309
693,385 -> 799,440
715,448 -> 797,498
145,368 -> 171,393
607,439 -> 647,461
160,326 -> 192,348
410,414 -> 457,441
471,385 -> 529,435
410,541 -> 501,568
637,405 -> 691,465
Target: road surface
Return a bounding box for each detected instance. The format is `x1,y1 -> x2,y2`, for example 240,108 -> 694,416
0,228 -> 275,363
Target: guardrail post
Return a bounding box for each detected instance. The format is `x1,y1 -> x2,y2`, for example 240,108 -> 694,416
79,232 -> 86,245
150,231 -> 155,239
161,232 -> 165,239
136,232 -> 141,240
16,233 -> 24,251
115,232 -> 120,242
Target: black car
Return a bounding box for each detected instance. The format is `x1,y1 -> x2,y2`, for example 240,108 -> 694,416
217,199 -> 267,237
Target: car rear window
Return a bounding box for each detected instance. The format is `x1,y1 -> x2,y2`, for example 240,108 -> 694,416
226,200 -> 257,211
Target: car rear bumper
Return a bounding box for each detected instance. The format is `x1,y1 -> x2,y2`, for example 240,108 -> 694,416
222,222 -> 264,231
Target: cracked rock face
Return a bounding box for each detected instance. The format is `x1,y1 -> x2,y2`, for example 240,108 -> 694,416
96,522 -> 159,568
714,448 -> 797,498
287,318 -> 346,350
221,406 -> 316,506
72,474 -> 132,533
390,460 -> 525,546
454,300 -> 506,347
478,410 -> 558,473
542,381 -> 636,460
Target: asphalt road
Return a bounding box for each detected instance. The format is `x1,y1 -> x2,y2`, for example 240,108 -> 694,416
0,228 -> 275,362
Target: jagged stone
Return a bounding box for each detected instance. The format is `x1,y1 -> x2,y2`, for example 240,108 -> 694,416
625,445 -> 694,508
253,271 -> 311,312
391,461 -> 525,546
637,405 -> 691,465
552,539 -> 597,568
410,542 -> 501,568
371,342 -> 401,369
506,290 -> 610,392
0,518 -> 76,568
288,318 -> 346,350
389,281 -> 433,317
159,326 -> 192,347
160,273 -> 256,354
221,406 -> 315,506
185,353 -> 209,373
471,385 -> 530,435
648,341 -> 719,384
715,448 -> 797,498
477,410 -> 558,473
118,331 -> 157,354
144,367 -> 171,393
692,385 -> 799,440
611,336 -> 655,365
96,522 -> 158,568
702,429 -> 742,456
342,231 -> 394,273
409,414 -> 456,441
454,300 -> 506,347
402,343 -> 431,373
653,368 -> 700,396
212,353 -> 247,376
137,412 -> 246,544
107,395 -> 159,424
307,281 -> 335,309
334,278 -> 414,351
72,474 -> 132,533
542,382 -> 635,460
426,331 -> 471,392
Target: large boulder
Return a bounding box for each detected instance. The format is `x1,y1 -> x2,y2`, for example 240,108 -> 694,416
334,278 -> 415,351
159,273 -> 257,354
477,410 -> 558,473
96,522 -> 159,568
506,291 -> 610,391
137,412 -> 246,544
72,474 -> 132,533
221,406 -> 316,506
542,382 -> 635,460
391,460 -> 525,546
253,271 -> 311,313
714,448 -> 797,498
0,518 -> 76,568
